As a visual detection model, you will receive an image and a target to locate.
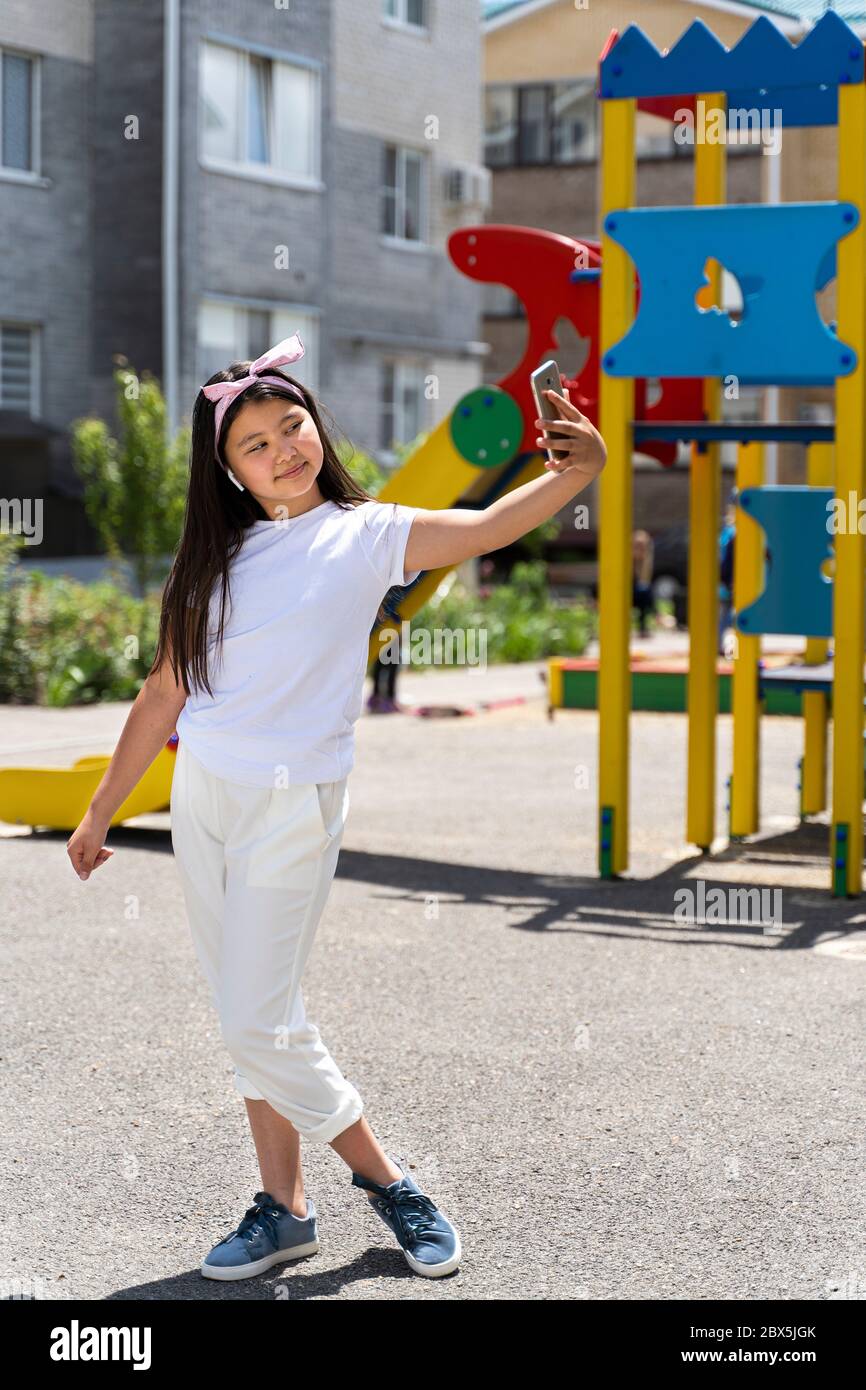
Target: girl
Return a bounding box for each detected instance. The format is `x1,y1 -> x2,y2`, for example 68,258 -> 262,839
66,334 -> 606,1283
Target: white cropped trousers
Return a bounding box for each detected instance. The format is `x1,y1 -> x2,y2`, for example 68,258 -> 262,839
169,738 -> 364,1143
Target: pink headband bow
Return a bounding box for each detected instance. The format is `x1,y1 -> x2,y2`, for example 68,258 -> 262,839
201,333 -> 306,465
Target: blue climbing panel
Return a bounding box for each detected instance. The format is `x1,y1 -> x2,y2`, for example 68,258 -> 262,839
736,487 -> 834,638
599,13 -> 864,104
602,202 -> 858,385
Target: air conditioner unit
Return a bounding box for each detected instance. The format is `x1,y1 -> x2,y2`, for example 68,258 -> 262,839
442,163 -> 492,209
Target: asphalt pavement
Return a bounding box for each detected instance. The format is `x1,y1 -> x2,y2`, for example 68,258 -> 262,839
1,657 -> 864,1301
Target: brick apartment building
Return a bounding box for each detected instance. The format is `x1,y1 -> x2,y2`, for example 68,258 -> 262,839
0,0 -> 489,570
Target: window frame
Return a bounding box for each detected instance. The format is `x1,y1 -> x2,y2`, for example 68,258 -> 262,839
196,296 -> 320,394
198,37 -> 323,190
550,77 -> 598,166
381,143 -> 428,248
483,83 -> 518,169
517,83 -> 552,166
379,356 -> 427,458
381,0 -> 430,36
0,321 -> 41,417
482,283 -> 524,319
0,46 -> 40,181
483,79 -> 762,169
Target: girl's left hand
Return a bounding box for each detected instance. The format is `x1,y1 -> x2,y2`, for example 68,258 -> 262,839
535,381 -> 607,480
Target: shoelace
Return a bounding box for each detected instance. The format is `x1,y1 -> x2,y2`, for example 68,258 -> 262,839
216,1196 -> 283,1249
377,1188 -> 440,1248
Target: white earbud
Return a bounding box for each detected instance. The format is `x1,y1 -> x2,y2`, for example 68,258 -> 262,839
226,467 -> 245,491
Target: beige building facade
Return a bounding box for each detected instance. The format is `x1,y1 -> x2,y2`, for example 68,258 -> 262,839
482,0 -> 851,557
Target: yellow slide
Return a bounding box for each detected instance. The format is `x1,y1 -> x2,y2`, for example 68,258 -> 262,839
368,412 -> 544,655
0,742 -> 177,831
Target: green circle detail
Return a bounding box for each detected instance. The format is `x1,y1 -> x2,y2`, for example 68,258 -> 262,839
449,386 -> 523,468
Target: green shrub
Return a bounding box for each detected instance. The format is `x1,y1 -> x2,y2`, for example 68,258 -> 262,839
408,559 -> 595,667
0,558 -> 160,707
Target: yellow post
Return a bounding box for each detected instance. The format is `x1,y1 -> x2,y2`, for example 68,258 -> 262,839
730,441 -> 763,836
548,657 -> 563,714
801,441 -> 833,816
687,94 -> 726,850
832,83 -> 866,895
598,95 -> 636,876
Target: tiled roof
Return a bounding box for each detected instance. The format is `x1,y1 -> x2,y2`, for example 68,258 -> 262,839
481,1 -> 866,26
742,1 -> 866,19
482,0 -> 532,19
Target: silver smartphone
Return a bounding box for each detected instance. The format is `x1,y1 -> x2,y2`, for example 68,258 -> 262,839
530,359 -> 568,461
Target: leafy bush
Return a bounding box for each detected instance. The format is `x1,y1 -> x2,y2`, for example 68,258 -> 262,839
0,546 -> 160,707
408,559 -> 595,667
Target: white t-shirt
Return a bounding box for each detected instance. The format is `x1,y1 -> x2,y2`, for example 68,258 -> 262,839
175,498 -> 421,787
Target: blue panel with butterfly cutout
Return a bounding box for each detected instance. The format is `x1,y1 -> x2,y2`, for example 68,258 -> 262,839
602,202 -> 858,386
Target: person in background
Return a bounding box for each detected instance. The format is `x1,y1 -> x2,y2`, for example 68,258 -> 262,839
367,587 -> 406,714
632,529 -> 655,636
719,490 -> 738,656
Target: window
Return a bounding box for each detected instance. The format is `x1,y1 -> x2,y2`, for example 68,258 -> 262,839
197,300 -> 319,392
485,79 -> 746,167
636,109 -> 674,159
1,49 -> 36,173
199,40 -> 319,182
485,80 -> 599,168
798,400 -> 833,425
484,87 -> 517,168
381,360 -> 426,452
200,43 -> 240,162
552,80 -> 597,164
0,323 -> 38,414
247,55 -> 271,164
382,145 -> 425,242
383,0 -> 427,28
518,86 -> 550,164
483,284 -> 523,318
723,384 -> 764,424
725,110 -> 778,155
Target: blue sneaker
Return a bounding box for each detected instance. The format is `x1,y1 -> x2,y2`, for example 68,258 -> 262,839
200,1191 -> 319,1281
352,1156 -> 462,1277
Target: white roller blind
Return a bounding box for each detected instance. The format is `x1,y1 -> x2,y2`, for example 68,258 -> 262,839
271,308 -> 318,390
273,62 -> 317,179
0,325 -> 34,412
200,43 -> 242,162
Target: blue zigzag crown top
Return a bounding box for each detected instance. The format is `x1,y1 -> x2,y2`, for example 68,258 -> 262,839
599,11 -> 864,102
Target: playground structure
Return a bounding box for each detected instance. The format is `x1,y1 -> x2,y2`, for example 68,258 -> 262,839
375,10 -> 865,898
595,9 -> 865,898
2,13 -> 864,899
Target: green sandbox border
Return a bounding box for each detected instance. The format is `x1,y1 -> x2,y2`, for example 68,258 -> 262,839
560,668 -> 804,716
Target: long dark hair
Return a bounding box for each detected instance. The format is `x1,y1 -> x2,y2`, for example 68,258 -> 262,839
149,364 -> 374,700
